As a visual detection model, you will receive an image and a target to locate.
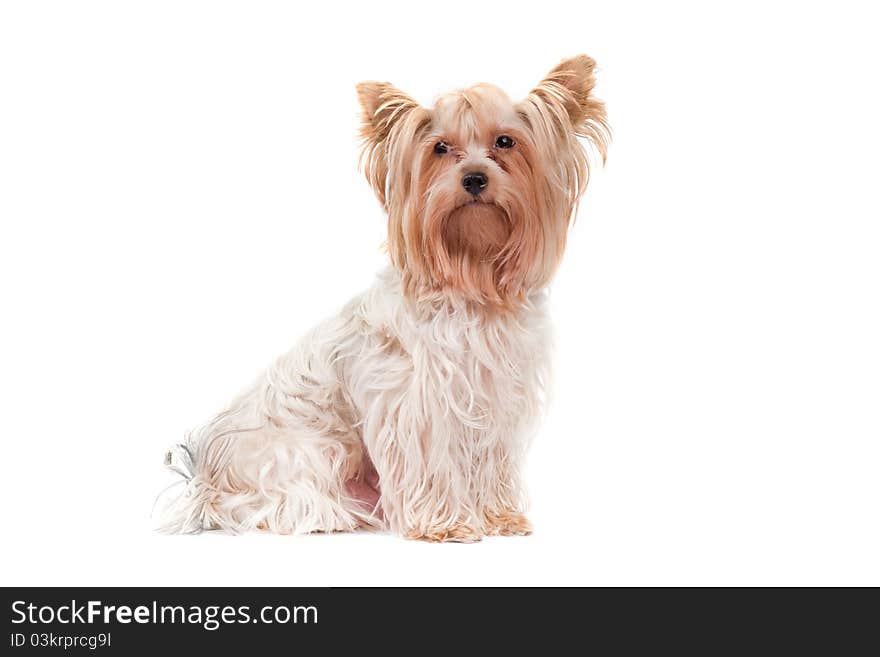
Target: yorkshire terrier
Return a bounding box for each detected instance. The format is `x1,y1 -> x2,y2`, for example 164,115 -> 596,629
160,55 -> 609,542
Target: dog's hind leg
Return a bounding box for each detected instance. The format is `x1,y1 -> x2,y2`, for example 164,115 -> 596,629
159,325 -> 380,535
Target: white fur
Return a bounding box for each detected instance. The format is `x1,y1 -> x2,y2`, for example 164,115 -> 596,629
158,54 -> 608,539
159,267 -> 551,538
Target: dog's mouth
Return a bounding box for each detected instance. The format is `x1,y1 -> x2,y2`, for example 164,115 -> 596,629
442,201 -> 511,257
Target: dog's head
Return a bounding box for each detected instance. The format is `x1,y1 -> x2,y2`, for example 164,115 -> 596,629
357,55 -> 608,307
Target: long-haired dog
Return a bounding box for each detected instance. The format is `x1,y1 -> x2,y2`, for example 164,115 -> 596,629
160,55 -> 608,542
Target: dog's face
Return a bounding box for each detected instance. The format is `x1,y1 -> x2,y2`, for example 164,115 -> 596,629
358,55 -> 608,307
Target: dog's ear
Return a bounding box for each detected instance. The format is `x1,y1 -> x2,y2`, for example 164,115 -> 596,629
357,82 -> 420,145
531,55 -> 604,127
525,55 -> 609,159
356,82 -> 423,207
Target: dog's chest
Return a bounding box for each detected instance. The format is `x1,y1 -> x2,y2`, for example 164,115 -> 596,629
345,274 -> 552,432
397,305 -> 549,429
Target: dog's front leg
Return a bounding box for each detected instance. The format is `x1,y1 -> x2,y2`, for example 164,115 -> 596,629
362,414 -> 484,543
470,432 -> 533,537
482,460 -> 533,537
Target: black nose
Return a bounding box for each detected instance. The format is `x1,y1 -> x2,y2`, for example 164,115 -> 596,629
462,172 -> 488,196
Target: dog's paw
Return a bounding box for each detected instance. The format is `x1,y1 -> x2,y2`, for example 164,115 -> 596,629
485,511 -> 532,536
406,522 -> 483,543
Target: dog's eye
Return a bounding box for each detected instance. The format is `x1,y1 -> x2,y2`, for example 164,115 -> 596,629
433,141 -> 449,155
495,135 -> 515,149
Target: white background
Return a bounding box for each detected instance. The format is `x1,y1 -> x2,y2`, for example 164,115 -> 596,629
1,1 -> 878,586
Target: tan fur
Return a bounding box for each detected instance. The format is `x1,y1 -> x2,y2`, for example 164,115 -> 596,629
485,510 -> 533,536
357,56 -> 609,308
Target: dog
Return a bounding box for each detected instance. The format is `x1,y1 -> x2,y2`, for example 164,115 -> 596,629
159,55 -> 608,542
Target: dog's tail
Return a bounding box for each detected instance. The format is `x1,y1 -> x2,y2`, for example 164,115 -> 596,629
153,442 -> 213,534
164,443 -> 195,481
